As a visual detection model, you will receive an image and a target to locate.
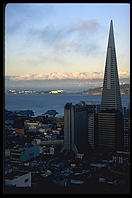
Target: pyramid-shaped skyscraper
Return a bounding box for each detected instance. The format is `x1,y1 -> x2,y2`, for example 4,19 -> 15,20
101,20 -> 122,112
97,20 -> 124,151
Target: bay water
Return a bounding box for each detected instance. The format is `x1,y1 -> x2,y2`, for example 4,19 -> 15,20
5,94 -> 130,116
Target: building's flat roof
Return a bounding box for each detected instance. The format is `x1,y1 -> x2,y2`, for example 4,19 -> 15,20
5,171 -> 30,180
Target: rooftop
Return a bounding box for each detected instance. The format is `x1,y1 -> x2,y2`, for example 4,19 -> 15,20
5,171 -> 30,180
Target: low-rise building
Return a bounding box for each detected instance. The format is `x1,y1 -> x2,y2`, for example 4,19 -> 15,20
52,129 -> 60,135
54,116 -> 64,123
10,145 -> 40,163
24,120 -> 41,133
112,151 -> 130,164
15,129 -> 25,136
90,163 -> 107,170
32,138 -> 42,145
42,146 -> 55,155
43,110 -> 58,118
5,171 -> 31,187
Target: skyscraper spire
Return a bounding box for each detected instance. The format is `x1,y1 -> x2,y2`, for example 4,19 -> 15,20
101,20 -> 122,112
108,20 -> 115,48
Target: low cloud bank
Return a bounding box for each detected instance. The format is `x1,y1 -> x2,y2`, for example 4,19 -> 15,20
6,71 -> 130,81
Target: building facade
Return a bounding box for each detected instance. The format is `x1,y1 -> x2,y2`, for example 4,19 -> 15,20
62,102 -> 101,154
123,106 -> 130,152
86,103 -> 101,150
5,171 -> 31,187
62,103 -> 89,154
10,145 -> 40,163
98,20 -> 124,151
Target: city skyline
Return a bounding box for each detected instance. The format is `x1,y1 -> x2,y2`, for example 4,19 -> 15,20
5,3 -> 130,89
4,4 -> 130,193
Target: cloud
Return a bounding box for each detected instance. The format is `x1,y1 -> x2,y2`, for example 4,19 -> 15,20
28,19 -> 100,47
8,72 -> 102,81
6,4 -> 55,35
70,19 -> 99,33
28,25 -> 68,46
74,42 -> 99,56
6,21 -> 22,34
28,19 -> 100,57
7,71 -> 130,81
119,71 -> 130,78
51,40 -> 99,56
6,4 -> 55,22
52,41 -> 77,55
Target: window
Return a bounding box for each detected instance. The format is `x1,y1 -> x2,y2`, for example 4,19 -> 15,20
25,178 -> 29,183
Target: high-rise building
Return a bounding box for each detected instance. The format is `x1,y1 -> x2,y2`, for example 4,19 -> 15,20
85,102 -> 101,150
123,106 -> 130,152
61,103 -> 89,154
61,103 -> 78,154
62,101 -> 101,154
98,20 -> 124,151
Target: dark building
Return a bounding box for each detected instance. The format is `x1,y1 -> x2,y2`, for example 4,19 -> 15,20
98,110 -> 123,151
62,101 -> 101,154
61,103 -> 89,155
123,106 -> 130,152
97,20 -> 124,151
86,102 -> 101,150
61,103 -> 77,154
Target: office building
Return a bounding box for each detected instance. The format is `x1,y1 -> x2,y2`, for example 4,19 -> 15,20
101,20 -> 122,112
98,20 -> 124,151
62,102 -> 89,154
123,106 -> 130,152
86,102 -> 101,150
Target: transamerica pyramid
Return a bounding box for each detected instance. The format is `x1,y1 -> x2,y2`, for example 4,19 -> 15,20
97,20 -> 124,151
101,20 -> 122,112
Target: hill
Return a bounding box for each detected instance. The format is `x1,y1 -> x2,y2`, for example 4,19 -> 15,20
82,83 -> 130,95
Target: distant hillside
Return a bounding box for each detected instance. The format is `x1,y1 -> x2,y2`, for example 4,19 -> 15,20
82,83 -> 130,95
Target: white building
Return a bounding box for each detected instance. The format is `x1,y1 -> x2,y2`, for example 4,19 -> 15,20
5,171 -> 31,187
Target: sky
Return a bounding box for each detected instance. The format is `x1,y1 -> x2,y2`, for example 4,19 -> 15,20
5,3 -> 130,89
